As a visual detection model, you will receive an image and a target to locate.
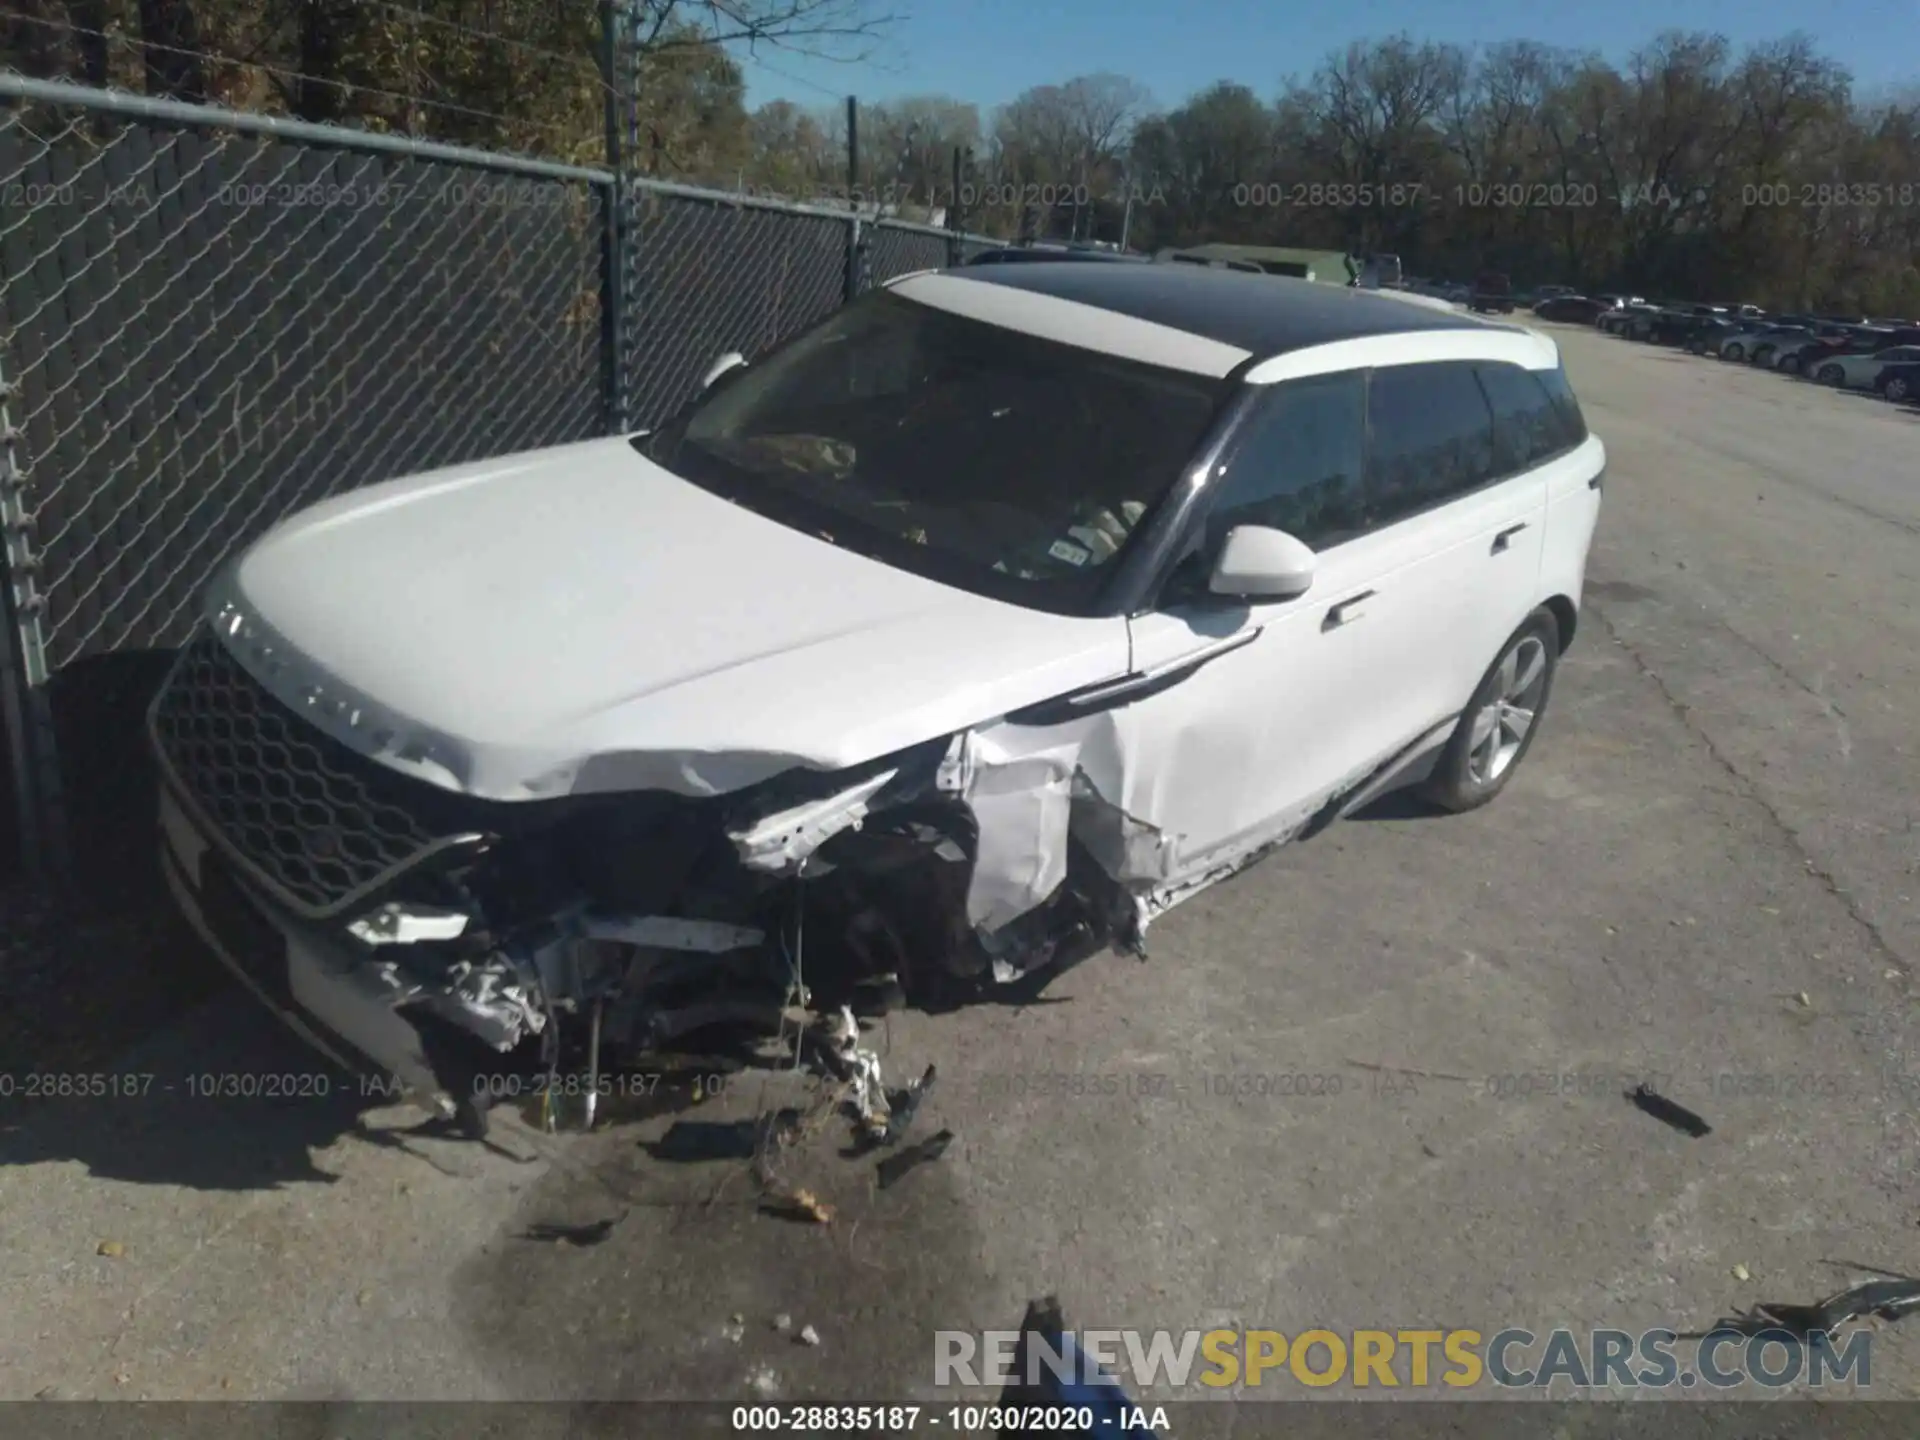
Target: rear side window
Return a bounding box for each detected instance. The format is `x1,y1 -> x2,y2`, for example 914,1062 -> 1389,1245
1534,364 -> 1588,447
1207,371 -> 1368,550
1475,362 -> 1577,472
1363,362 -> 1500,529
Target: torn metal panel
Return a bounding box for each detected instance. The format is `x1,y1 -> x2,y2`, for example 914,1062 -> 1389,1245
419,957 -> 548,1051
730,768 -> 900,872
949,730 -> 1078,932
947,696 -> 1404,950
348,902 -> 470,946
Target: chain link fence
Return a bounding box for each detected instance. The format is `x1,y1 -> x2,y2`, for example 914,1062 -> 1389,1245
0,74 -> 998,885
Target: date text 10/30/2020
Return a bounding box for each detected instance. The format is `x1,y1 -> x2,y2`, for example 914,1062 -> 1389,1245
1229,181 -> 1705,209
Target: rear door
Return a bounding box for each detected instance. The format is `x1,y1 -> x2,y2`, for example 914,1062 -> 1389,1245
1357,362 -> 1546,721
1515,362 -> 1603,610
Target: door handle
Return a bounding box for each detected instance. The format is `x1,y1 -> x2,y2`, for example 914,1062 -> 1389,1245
1491,522 -> 1530,554
1322,589 -> 1375,631
1588,470 -> 1604,492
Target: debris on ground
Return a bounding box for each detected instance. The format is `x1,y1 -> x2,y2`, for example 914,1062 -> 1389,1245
798,1324 -> 821,1347
761,1187 -> 834,1225
997,1295 -> 1160,1438
876,1128 -> 955,1190
885,1063 -> 938,1141
820,1005 -> 893,1142
772,1313 -> 792,1333
96,1240 -> 125,1258
721,1316 -> 745,1343
846,1063 -> 940,1156
1731,1263 -> 1751,1282
1708,1278 -> 1920,1338
746,1365 -> 779,1398
518,1214 -> 626,1246
1628,1083 -> 1712,1137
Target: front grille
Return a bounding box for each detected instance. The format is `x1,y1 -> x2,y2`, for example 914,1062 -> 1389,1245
151,631 -> 470,914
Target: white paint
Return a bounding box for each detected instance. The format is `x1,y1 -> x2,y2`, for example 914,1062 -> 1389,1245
889,272 -> 1253,377
213,436 -> 1131,801
1244,325 -> 1560,384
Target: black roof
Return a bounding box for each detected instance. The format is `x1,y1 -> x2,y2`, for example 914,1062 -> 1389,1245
950,260 -> 1500,359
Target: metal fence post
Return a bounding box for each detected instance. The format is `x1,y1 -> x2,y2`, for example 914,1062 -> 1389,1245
947,146 -> 965,267
599,0 -> 628,433
0,342 -> 66,883
844,96 -> 867,301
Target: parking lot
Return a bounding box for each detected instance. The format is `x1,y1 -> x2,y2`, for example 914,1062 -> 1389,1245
2,320 -> 1917,1407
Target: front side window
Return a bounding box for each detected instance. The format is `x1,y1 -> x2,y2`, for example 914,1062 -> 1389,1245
1203,371 -> 1368,552
1363,362 -> 1500,529
642,292 -> 1230,615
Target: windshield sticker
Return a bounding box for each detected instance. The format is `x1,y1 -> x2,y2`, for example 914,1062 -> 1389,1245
1048,538 -> 1092,567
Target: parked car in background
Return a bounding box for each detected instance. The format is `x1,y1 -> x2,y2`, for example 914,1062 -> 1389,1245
1743,324 -> 1816,366
1808,344 -> 1920,390
1687,317 -> 1766,355
1600,302 -> 1659,335
1874,360 -> 1920,402
1532,295 -> 1609,323
1717,321 -> 1797,361
1775,327 -> 1898,375
1643,309 -> 1717,345
1471,272 -> 1515,313
1623,305 -> 1699,340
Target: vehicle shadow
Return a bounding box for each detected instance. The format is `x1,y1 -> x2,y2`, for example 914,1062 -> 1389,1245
1347,790 -> 1451,822
0,991 -> 374,1190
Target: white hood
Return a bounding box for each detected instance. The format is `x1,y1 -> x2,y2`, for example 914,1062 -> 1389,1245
209,436 -> 1131,801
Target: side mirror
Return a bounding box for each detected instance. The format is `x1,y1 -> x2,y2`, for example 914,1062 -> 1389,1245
1209,525 -> 1317,601
700,351 -> 748,392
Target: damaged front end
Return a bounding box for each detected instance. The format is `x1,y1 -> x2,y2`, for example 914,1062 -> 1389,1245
148,631 -> 1145,1128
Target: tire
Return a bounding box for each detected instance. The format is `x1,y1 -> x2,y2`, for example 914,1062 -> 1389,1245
1816,363 -> 1845,385
1884,374 -> 1912,402
1780,353 -> 1801,375
1421,610 -> 1561,814
1723,342 -> 1744,362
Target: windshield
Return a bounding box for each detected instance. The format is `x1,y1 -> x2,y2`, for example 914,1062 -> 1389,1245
641,291 -> 1231,615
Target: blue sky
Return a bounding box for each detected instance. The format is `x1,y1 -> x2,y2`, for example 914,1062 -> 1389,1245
737,0 -> 1920,114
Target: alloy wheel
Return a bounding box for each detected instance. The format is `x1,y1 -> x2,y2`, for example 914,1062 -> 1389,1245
1466,636 -> 1549,785
1888,376 -> 1911,402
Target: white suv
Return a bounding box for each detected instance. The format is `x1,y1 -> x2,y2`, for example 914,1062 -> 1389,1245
149,263 -> 1606,1124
